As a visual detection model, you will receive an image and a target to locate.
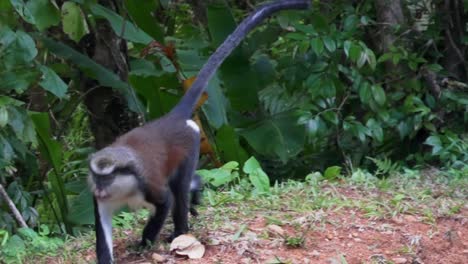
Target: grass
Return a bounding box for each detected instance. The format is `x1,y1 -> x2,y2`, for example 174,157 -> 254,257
1,167 -> 466,263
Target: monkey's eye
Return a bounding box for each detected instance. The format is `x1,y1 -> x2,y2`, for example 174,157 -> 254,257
93,173 -> 115,188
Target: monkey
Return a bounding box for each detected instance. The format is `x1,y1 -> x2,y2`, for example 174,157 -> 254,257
87,1 -> 310,263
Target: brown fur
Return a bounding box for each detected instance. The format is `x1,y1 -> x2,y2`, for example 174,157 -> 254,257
110,115 -> 196,202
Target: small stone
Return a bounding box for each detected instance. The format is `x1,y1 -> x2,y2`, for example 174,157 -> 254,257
352,232 -> 358,237
347,242 -> 353,247
353,238 -> 361,242
392,257 -> 408,264
303,258 -> 311,264
152,253 -> 165,263
326,234 -> 333,240
311,250 -> 321,257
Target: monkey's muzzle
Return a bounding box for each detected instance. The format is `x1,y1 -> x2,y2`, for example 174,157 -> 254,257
94,189 -> 111,200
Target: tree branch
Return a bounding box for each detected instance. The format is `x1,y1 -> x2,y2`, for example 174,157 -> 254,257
0,183 -> 28,229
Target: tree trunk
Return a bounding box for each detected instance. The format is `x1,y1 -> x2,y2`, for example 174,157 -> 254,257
80,0 -> 139,149
437,0 -> 467,81
374,0 -> 405,72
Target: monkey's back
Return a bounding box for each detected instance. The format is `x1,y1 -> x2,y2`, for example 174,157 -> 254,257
112,114 -> 199,200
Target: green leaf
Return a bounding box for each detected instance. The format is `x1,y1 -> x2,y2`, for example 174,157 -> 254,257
2,235 -> 25,258
124,0 -> 164,41
343,14 -> 358,31
61,1 -> 89,42
215,125 -> 249,164
129,59 -> 164,77
30,112 -> 69,228
10,0 -> 35,24
240,112 -> 306,163
129,74 -> 178,119
377,53 -> 392,63
202,75 -> 229,128
305,116 -> 318,135
366,48 -> 377,70
359,82 -> 372,104
349,43 -> 361,62
424,135 -> 443,154
7,106 -> 36,144
357,51 -> 367,68
207,2 -> 236,46
371,84 -> 386,106
310,13 -> 328,32
324,166 -> 341,180
1,30 -> 37,68
26,0 -> 60,31
322,111 -> 339,125
68,188 -> 93,225
366,118 -> 383,142
343,40 -> 352,57
310,37 -> 324,55
40,37 -> 144,112
426,64 -> 443,72
90,3 -> 152,44
0,107 -> 8,127
38,65 -> 68,98
397,121 -> 411,139
243,156 -> 261,174
0,69 -> 39,93
322,36 -> 336,52
206,2 -> 259,111
198,162 -> 239,187
249,168 -> 271,195
243,157 -> 270,194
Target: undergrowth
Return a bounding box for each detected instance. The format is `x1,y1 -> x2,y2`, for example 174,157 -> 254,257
1,166 -> 466,263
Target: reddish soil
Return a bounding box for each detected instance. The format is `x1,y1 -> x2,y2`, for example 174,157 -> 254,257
101,209 -> 467,264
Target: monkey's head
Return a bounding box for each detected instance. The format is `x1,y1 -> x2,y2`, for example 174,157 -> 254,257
88,146 -> 142,201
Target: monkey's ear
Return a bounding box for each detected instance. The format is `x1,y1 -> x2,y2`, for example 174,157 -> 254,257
90,155 -> 116,175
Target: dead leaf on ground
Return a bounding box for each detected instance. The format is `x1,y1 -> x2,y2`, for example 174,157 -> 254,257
151,253 -> 166,263
170,234 -> 205,259
266,224 -> 285,237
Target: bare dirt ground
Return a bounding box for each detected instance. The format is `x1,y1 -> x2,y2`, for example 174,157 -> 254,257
82,183 -> 468,264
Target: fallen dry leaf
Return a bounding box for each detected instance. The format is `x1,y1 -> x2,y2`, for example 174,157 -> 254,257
266,224 -> 285,237
170,234 -> 205,259
151,253 -> 166,263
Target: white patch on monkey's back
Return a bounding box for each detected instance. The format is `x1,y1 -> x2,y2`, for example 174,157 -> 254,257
186,120 -> 200,133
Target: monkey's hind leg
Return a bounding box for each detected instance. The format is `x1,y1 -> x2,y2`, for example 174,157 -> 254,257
140,193 -> 172,247
169,146 -> 200,241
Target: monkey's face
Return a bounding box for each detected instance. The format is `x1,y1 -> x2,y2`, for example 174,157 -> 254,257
88,171 -> 140,202
88,147 -> 141,202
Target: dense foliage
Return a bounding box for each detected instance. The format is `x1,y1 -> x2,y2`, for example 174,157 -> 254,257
0,0 -> 466,253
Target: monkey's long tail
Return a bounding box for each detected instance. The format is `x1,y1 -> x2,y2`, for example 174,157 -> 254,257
171,0 -> 310,119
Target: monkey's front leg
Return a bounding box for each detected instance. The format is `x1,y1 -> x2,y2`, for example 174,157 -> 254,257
94,198 -> 115,264
140,193 -> 173,247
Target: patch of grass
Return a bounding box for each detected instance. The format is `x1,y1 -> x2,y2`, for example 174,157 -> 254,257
284,235 -> 305,248
9,166 -> 466,263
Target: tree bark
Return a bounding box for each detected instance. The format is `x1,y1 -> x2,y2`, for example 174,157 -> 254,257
437,0 -> 467,81
80,0 -> 139,149
374,0 -> 405,73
